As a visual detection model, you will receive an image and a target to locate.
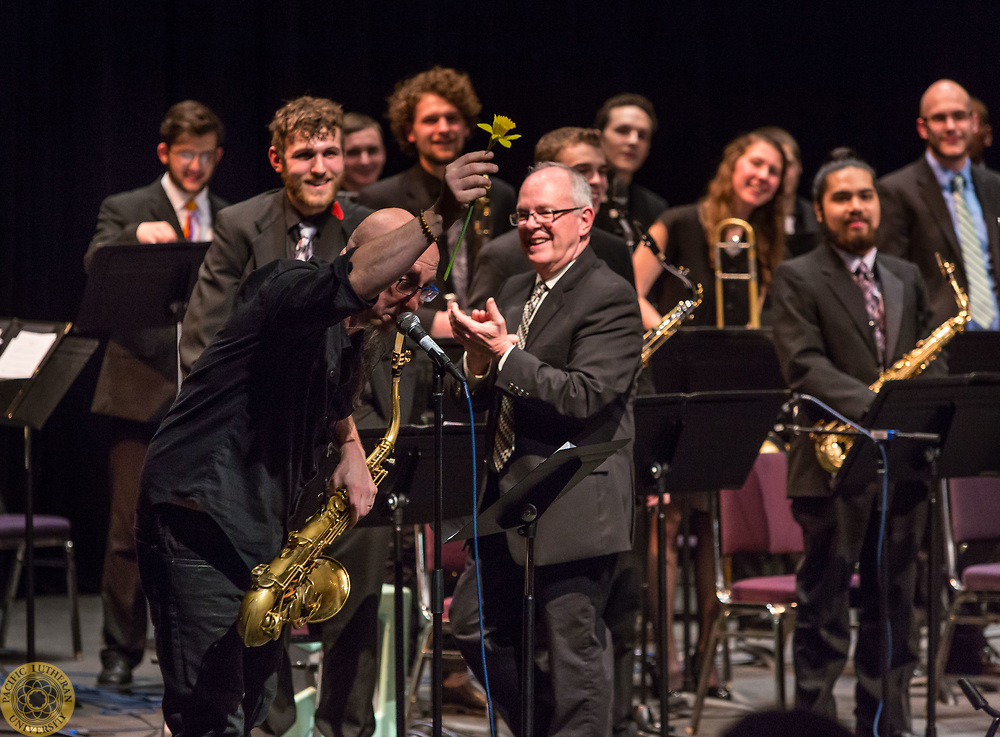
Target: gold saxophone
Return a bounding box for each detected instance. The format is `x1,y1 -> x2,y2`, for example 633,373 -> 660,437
640,236 -> 704,367
641,280 -> 703,367
812,255 -> 968,474
237,331 -> 412,647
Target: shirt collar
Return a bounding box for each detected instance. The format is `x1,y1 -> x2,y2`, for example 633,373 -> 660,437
925,149 -> 973,191
538,256 -> 578,291
160,172 -> 209,213
832,242 -> 877,275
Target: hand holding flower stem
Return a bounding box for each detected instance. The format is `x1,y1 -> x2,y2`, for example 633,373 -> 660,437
443,115 -> 521,280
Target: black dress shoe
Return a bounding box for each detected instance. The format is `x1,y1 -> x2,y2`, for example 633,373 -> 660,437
97,657 -> 133,689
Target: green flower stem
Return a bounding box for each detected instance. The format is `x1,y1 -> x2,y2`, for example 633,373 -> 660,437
443,139 -> 497,281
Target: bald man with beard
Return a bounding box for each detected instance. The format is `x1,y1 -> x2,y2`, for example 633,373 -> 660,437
136,152 -> 493,737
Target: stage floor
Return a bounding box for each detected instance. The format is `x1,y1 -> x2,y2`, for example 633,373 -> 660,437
0,593 -> 996,737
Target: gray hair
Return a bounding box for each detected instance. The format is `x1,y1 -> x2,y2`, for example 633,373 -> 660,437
528,162 -> 592,208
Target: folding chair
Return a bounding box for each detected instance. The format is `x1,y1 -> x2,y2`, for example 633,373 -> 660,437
689,450 -> 801,733
934,476 -> 1000,701
0,513 -> 82,659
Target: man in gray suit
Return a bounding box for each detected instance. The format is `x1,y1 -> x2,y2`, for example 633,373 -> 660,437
447,163 -> 643,736
879,79 -> 1000,330
772,153 -> 941,737
84,100 -> 228,689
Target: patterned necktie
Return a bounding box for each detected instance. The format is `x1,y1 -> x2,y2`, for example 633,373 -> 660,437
491,280 -> 548,472
295,223 -> 317,261
183,200 -> 199,241
853,265 -> 886,363
951,174 -> 998,329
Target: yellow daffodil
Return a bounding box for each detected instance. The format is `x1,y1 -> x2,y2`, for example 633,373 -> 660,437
478,114 -> 522,150
443,114 -> 522,280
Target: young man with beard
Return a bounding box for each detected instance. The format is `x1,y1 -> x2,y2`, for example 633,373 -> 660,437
878,79 -> 1000,330
84,100 -> 228,690
136,152 -> 496,737
771,153 -> 941,737
359,66 -> 516,337
179,96 -> 371,373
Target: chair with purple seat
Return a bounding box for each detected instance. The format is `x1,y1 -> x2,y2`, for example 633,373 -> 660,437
689,449 -> 802,734
0,513 -> 82,658
934,476 -> 1000,701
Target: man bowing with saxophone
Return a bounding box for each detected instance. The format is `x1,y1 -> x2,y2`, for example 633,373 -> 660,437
135,150 -> 497,737
771,150 -> 946,737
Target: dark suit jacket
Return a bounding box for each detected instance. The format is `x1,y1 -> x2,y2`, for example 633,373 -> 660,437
771,241 -> 940,498
466,227 -> 636,310
358,163 -> 517,326
468,247 -> 643,566
878,156 -> 1000,325
85,179 -> 229,423
179,189 -> 370,373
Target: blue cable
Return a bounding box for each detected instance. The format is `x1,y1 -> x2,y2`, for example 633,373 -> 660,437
798,394 -> 891,737
463,382 -> 496,737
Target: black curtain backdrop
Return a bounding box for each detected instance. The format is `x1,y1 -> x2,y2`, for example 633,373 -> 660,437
2,0 -> 998,590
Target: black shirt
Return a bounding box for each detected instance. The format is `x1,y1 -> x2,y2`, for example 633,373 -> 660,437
139,254 -> 373,568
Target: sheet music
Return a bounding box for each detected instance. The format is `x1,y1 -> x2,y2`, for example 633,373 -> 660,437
0,331 -> 58,379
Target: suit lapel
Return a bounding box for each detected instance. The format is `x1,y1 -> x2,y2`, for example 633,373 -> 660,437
252,191 -> 289,266
819,246 -> 880,362
916,159 -> 962,266
523,250 -> 595,350
151,182 -> 184,237
877,258 -> 904,361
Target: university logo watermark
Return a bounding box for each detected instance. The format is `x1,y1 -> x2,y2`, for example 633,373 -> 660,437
0,663 -> 74,736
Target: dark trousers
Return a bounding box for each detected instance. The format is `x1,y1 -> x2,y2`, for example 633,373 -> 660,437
137,505 -> 283,737
100,420 -> 155,668
449,533 -> 616,737
313,525 -> 392,737
792,483 -> 927,737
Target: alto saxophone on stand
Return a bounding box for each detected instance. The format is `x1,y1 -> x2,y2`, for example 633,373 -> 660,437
639,233 -> 704,366
811,255 -> 968,474
237,331 -> 411,647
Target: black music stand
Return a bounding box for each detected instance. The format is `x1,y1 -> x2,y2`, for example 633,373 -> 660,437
634,389 -> 788,736
448,439 -> 628,737
645,327 -> 784,394
299,423 -> 485,737
832,375 -> 1000,737
75,241 -> 210,390
0,318 -> 97,660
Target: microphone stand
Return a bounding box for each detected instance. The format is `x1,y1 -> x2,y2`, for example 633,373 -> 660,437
431,365 -> 445,737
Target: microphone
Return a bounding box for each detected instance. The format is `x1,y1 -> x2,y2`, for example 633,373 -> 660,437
396,312 -> 466,382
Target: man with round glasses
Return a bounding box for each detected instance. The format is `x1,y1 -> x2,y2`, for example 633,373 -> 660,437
84,99 -> 229,691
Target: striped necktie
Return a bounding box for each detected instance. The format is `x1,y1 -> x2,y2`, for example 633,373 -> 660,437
951,174 -> 998,329
491,279 -> 548,472
295,223 -> 317,261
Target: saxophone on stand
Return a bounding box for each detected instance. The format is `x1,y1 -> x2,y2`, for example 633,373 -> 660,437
640,235 -> 704,367
238,331 -> 411,647
812,255 -> 968,474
